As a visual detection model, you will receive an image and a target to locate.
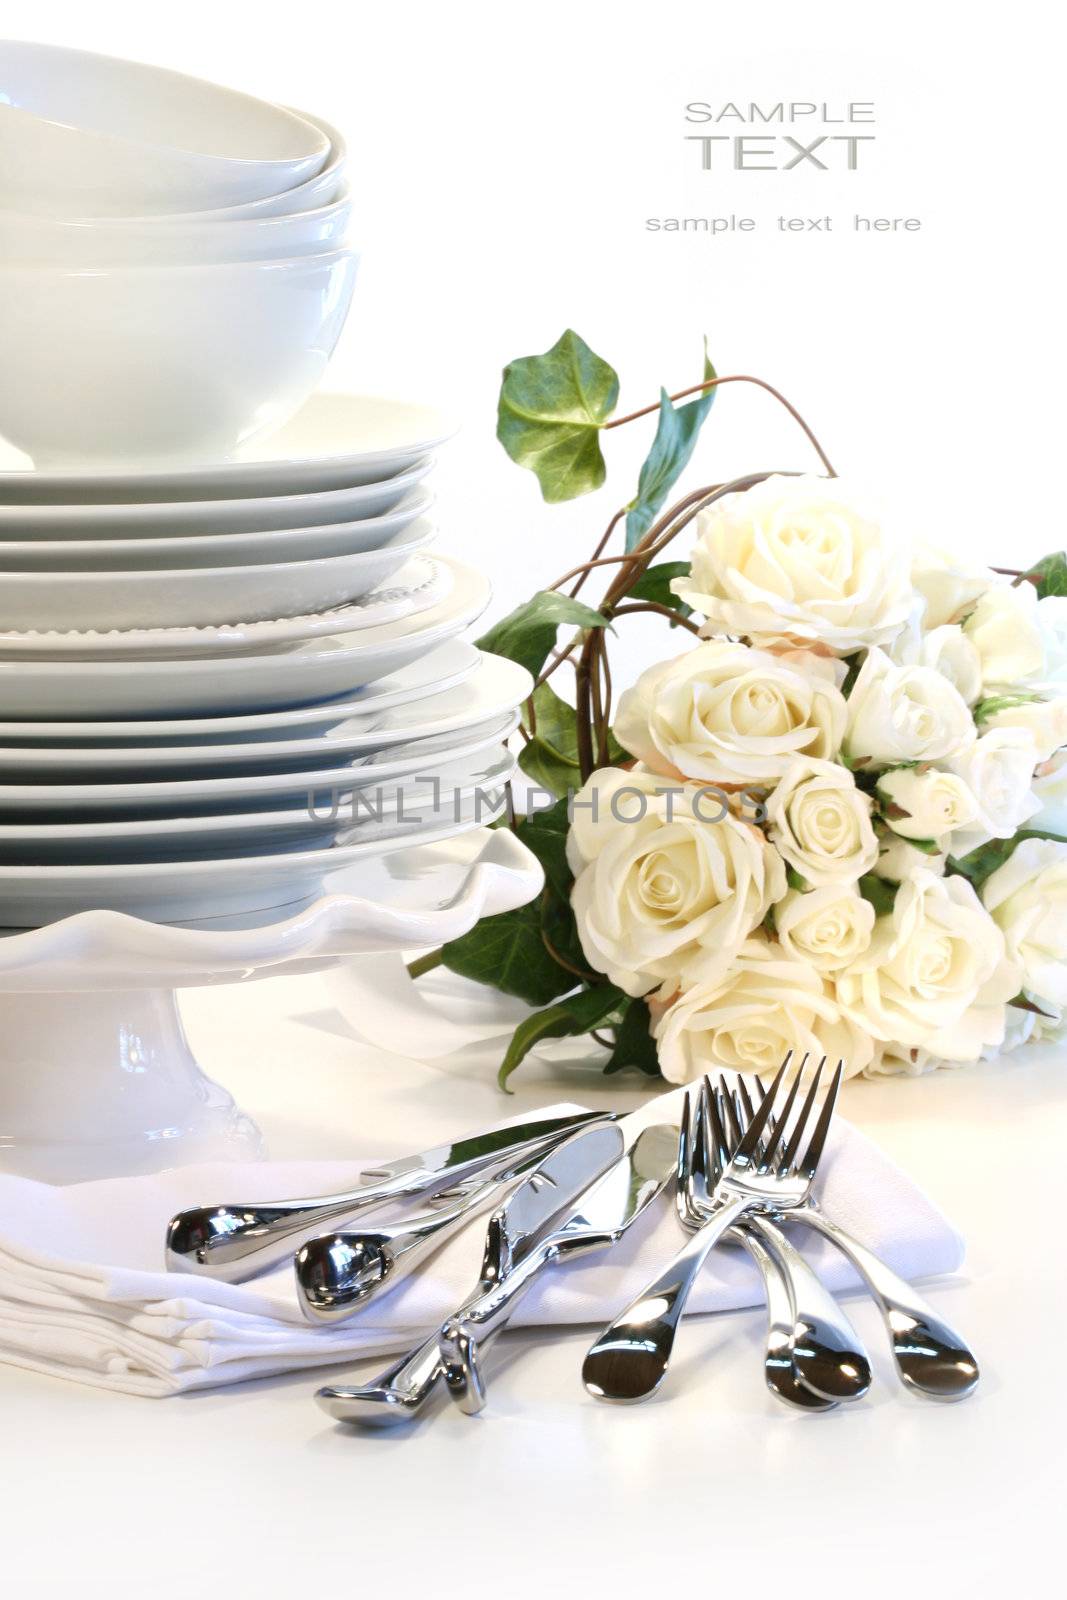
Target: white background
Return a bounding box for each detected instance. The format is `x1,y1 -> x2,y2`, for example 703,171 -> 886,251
3,0 -> 1062,671
1,8 -> 1064,1595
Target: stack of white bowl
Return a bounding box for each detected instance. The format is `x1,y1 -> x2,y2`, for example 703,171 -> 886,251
0,44 -> 528,928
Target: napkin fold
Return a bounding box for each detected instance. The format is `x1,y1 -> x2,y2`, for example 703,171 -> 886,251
0,1096 -> 964,1396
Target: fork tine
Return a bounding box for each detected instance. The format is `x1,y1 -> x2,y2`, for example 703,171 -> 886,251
735,1077 -> 775,1173
796,1060 -> 845,1181
675,1089 -> 693,1225
718,1075 -> 745,1148
691,1082 -> 713,1188
731,1054 -> 790,1167
697,1080 -> 725,1183
706,1079 -> 731,1175
776,1057 -> 825,1176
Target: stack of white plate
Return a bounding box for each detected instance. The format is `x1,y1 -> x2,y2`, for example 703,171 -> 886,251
0,394 -> 529,927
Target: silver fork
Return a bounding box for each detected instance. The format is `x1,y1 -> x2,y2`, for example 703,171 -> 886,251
684,1077 -> 871,1406
749,1071 -> 980,1401
676,1082 -> 833,1412
582,1056 -> 843,1403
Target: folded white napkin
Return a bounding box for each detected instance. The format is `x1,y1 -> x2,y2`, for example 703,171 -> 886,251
0,1095 -> 964,1396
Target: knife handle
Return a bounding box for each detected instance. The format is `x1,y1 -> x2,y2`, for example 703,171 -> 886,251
438,1241 -> 558,1414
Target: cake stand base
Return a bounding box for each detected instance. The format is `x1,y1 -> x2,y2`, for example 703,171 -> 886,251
0,988 -> 264,1184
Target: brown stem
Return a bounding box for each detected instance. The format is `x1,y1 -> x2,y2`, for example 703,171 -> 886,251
603,373 -> 837,477
569,508 -> 626,599
612,600 -> 703,635
540,896 -> 599,981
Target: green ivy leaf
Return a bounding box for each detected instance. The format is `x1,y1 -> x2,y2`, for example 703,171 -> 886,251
603,997 -> 662,1077
441,900 -> 577,1006
1028,550 -> 1067,599
785,865 -> 809,892
496,329 -> 620,502
518,736 -> 579,799
626,560 -> 694,620
624,344 -> 717,551
476,590 -> 609,679
498,983 -> 628,1091
904,836 -> 944,855
858,873 -> 897,917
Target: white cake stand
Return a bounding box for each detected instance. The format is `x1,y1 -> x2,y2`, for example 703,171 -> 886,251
0,827 -> 540,1183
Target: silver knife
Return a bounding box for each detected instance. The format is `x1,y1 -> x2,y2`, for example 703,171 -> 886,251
315,1119 -> 629,1427
436,1117 -> 678,1415
164,1110 -> 611,1282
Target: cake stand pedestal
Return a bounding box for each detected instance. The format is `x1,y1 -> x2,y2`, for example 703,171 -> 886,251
0,828 -> 540,1183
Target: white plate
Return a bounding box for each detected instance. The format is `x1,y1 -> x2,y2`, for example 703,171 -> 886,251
0,455 -> 434,538
0,637 -> 480,743
0,748 -> 516,864
0,556 -> 489,717
0,487 -> 433,570
0,655 -> 531,773
0,394 -> 455,504
0,718 -> 515,817
0,553 -> 451,659
0,523 -> 438,632
0,804 -> 515,926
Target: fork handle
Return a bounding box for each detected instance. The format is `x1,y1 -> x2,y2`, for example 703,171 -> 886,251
789,1211 -> 979,1401
744,1217 -> 871,1401
582,1195 -> 748,1403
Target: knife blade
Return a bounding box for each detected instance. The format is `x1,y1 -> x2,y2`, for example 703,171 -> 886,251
437,1117 -> 679,1413
314,1114 -> 678,1427
164,1108 -> 611,1282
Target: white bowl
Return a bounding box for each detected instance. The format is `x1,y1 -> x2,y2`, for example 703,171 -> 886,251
136,109 -> 348,222
0,248 -> 358,469
0,41 -> 330,216
0,188 -> 353,265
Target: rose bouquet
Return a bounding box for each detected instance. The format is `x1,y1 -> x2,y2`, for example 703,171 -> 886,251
414,331 -> 1067,1088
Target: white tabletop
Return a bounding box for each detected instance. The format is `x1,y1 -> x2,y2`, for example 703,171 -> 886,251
4,967 -> 1064,1598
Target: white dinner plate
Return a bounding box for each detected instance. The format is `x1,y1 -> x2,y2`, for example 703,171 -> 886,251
0,394 -> 456,504
0,523 -> 438,633
0,807 -> 513,926
0,556 -> 489,716
0,455 -> 434,538
0,638 -> 481,743
0,718 -> 516,816
0,487 -> 433,570
0,748 -> 516,864
0,553 -> 453,661
0,655 -> 531,774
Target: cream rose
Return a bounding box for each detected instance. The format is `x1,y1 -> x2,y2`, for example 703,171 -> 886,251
980,694 -> 1067,764
844,648 -> 975,767
877,767 -> 979,843
567,767 -> 785,997
864,1043 -> 946,1079
653,936 -> 875,1083
775,884 -> 875,972
672,475 -> 912,653
964,584 -> 1046,687
910,545 -> 994,630
943,728 -> 1041,855
874,836 -> 947,883
612,639 -> 847,786
982,837 -> 1067,1006
837,869 -> 1019,1061
1030,748 -> 1067,835
766,757 -> 879,887
915,625 -> 984,706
